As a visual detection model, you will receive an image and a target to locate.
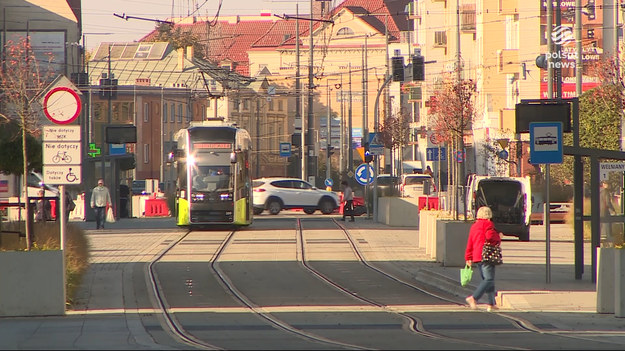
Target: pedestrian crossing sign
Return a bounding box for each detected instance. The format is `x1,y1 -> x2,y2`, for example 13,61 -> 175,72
368,133 -> 383,147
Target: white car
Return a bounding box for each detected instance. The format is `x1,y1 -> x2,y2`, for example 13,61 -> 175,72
252,178 -> 340,215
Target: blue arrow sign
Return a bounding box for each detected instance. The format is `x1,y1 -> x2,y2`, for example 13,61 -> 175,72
355,163 -> 375,185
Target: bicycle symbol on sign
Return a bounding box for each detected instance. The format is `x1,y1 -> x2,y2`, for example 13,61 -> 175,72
52,150 -> 72,163
66,168 -> 77,182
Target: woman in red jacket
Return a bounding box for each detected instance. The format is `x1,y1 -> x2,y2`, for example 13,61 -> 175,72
465,206 -> 502,311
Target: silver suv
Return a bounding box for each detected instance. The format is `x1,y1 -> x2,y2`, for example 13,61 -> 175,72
252,178 -> 340,215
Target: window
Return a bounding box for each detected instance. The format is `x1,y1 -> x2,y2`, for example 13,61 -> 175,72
170,104 -> 175,123
178,104 -> 183,123
337,27 -> 354,36
278,100 -> 283,111
188,104 -> 192,122
143,144 -> 150,164
163,103 -> 168,122
112,103 -> 120,121
143,103 -> 149,122
93,102 -> 103,120
268,99 -> 274,111
121,102 -> 133,122
243,99 -> 249,110
461,4 -> 476,32
434,31 -> 447,46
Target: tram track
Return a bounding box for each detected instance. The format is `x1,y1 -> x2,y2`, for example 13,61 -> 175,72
302,218 -> 625,348
296,218 -> 520,350
143,219 -> 625,350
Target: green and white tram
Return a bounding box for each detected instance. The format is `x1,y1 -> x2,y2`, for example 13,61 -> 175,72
172,121 -> 253,227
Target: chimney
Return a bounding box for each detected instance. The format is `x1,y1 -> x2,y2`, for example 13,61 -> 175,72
177,47 -> 184,71
186,46 -> 194,60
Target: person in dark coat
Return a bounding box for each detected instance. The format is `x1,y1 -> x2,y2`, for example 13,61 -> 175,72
464,206 -> 502,311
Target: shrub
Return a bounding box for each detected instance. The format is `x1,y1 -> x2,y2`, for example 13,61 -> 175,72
0,221 -> 90,306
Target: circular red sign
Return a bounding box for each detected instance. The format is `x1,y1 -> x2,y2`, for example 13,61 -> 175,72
429,132 -> 440,145
43,87 -> 81,124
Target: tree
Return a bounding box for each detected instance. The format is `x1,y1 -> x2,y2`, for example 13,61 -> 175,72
0,37 -> 54,250
148,23 -> 204,54
429,71 -> 476,215
550,57 -> 623,193
378,108 -> 411,175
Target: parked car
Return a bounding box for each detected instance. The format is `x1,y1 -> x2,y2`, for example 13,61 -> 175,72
400,174 -> 434,198
530,202 -> 572,224
252,177 -> 340,215
466,175 -> 532,241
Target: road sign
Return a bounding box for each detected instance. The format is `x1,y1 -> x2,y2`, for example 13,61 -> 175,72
43,142 -> 81,164
530,122 -> 562,164
455,150 -> 466,163
43,166 -> 81,185
43,125 -> 81,141
498,150 -> 509,160
600,162 -> 625,181
325,178 -> 333,187
43,87 -> 81,125
355,163 -> 375,185
368,132 -> 384,155
426,147 -> 446,161
279,142 -> 291,157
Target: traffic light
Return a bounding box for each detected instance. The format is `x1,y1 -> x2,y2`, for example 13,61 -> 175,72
412,54 -> 425,81
391,56 -> 404,82
364,142 -> 373,163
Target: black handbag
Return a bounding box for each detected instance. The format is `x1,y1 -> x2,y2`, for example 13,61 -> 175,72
481,242 -> 503,265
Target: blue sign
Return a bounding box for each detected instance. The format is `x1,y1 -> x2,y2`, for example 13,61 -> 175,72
530,122 -> 562,164
325,178 -> 333,187
279,142 -> 291,157
109,143 -> 126,156
498,150 -> 509,160
355,163 -> 375,185
426,147 -> 446,161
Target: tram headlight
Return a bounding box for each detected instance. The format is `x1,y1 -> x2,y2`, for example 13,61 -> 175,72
220,192 -> 233,201
191,192 -> 205,202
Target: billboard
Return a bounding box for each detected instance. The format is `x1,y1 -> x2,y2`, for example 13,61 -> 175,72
539,0 -> 603,98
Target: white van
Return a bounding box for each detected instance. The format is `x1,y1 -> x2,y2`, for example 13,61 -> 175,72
466,175 -> 532,241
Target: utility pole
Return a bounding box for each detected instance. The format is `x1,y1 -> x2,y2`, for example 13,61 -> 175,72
295,4 -> 303,179
307,0 -> 315,185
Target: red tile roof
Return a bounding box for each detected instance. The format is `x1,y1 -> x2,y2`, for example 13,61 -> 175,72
139,0 -> 409,78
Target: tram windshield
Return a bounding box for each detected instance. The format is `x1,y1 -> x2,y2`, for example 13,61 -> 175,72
192,165 -> 231,192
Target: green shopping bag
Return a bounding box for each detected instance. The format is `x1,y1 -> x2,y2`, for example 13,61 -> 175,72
460,264 -> 473,287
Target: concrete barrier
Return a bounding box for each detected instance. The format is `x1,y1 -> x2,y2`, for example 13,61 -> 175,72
597,247 -> 615,314
0,250 -> 65,316
435,220 -> 472,267
377,197 -> 419,227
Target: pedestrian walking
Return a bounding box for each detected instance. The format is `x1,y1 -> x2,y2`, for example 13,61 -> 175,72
90,178 -> 112,229
35,189 -> 51,222
464,206 -> 502,312
340,180 -> 355,222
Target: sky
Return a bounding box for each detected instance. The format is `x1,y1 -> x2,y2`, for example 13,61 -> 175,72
81,0 -> 327,51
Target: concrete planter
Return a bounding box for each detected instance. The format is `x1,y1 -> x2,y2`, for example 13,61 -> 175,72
377,197 -> 419,227
596,247 -> 625,317
0,250 -> 65,317
435,220 -> 473,267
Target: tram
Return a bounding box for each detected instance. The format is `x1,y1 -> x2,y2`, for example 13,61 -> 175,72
172,120 -> 253,227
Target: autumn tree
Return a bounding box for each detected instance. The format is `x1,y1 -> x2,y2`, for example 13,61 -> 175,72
148,23 -> 204,54
378,108 -> 411,176
0,37 -> 54,250
429,71 -> 476,214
